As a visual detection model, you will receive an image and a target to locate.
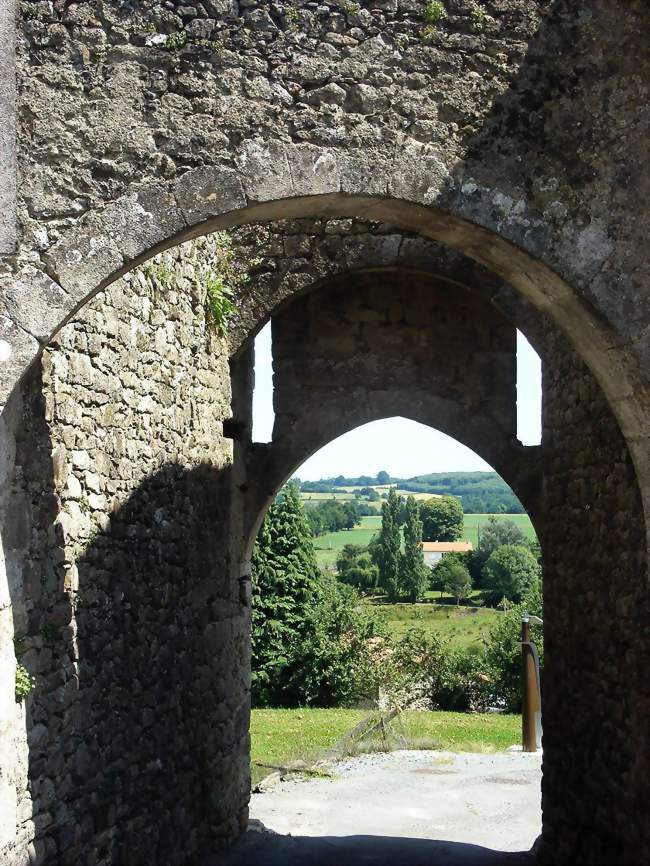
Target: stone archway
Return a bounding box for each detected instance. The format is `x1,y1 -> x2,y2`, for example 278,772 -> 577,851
2,162 -> 648,510
1,1 -> 649,862
0,201 -> 647,866
236,264 -> 543,559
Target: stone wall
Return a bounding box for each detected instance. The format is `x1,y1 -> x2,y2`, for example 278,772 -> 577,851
1,0 -> 649,428
540,335 -> 649,866
267,269 -> 540,511
0,237 -> 249,865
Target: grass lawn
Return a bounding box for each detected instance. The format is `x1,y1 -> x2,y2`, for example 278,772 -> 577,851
314,515 -> 382,566
462,513 -> 537,547
373,710 -> 521,753
250,709 -> 522,785
250,708 -> 367,786
372,602 -> 500,649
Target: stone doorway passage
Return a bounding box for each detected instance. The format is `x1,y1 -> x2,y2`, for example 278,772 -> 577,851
1,190 -> 647,866
242,410 -> 544,863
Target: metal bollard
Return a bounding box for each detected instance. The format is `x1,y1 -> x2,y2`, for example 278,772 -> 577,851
521,615 -> 542,752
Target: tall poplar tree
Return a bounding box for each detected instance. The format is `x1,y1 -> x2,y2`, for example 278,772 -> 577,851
373,487 -> 402,601
401,495 -> 428,603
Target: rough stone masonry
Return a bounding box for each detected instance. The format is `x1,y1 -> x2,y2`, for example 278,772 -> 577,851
0,3 -> 648,866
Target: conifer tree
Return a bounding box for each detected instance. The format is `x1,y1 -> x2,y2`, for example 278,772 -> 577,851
372,487 -> 403,601
400,495 -> 428,603
250,483 -> 320,705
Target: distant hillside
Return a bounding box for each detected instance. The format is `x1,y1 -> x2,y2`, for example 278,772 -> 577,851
296,471 -> 525,514
397,472 -> 524,513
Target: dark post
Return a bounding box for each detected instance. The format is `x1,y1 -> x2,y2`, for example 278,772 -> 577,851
522,616 -> 538,752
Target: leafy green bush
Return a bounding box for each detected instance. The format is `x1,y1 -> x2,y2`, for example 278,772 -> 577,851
433,555 -> 473,605
336,544 -> 379,593
468,515 -> 533,585
205,275 -> 237,337
15,663 -> 34,702
203,231 -> 256,336
424,1 -> 447,24
482,544 -> 540,604
165,30 -> 187,50
390,628 -> 490,712
481,582 -> 543,712
470,6 -> 487,32
284,575 -> 390,707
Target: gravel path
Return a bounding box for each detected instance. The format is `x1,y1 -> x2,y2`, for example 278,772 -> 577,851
214,749 -> 542,866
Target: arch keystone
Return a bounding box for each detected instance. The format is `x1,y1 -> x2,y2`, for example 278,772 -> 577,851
235,140 -> 294,202
173,165 -> 246,226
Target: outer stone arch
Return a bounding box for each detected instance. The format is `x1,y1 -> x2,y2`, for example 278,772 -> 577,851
0,165 -> 638,864
2,142 -> 647,512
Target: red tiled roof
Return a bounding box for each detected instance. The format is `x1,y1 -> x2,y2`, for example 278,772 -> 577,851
422,541 -> 473,552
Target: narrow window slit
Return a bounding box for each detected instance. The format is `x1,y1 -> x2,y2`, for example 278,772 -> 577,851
252,321 -> 274,444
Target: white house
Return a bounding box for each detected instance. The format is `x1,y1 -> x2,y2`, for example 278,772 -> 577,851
422,541 -> 473,567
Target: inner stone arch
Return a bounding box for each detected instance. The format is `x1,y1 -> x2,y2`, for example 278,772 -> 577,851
237,262 -> 543,562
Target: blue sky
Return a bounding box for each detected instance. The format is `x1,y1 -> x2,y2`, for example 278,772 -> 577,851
252,324 -> 541,481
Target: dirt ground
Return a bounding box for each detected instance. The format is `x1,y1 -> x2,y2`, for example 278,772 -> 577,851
214,749 -> 542,866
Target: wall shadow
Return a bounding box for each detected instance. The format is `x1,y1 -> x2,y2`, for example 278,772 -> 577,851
6,366 -> 248,864
211,828 -> 535,866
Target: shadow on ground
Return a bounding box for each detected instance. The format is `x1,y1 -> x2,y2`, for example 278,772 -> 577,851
208,825 -> 535,866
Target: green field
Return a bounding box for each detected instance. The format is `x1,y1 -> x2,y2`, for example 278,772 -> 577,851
372,602 -> 500,649
462,513 -> 537,547
302,486 -> 435,503
250,708 -> 522,785
302,491 -> 359,502
313,513 -> 536,567
314,515 -> 382,566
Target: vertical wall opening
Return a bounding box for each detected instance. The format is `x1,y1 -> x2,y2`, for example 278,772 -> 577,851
517,330 -> 542,446
252,320 -> 274,443
249,418 -> 542,849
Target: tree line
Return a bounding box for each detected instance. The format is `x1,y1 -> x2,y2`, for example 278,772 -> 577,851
295,469 -> 525,513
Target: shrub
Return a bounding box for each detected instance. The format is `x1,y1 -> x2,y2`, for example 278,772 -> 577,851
482,582 -> 544,711
15,664 -> 35,702
424,1 -> 447,24
470,6 -> 487,32
165,30 -> 187,50
482,544 -> 540,605
433,555 -> 473,605
285,576 -> 391,707
337,544 -> 379,594
391,629 -> 491,712
468,515 -> 533,585
205,274 -> 237,337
